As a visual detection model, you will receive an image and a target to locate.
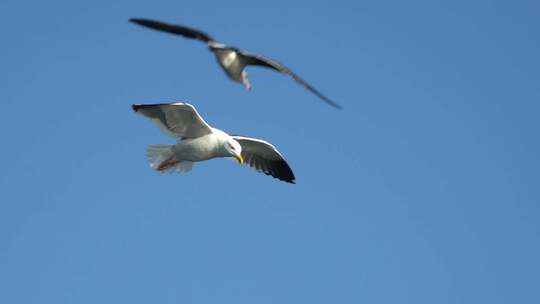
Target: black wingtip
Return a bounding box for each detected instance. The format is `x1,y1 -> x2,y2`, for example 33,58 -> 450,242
272,175 -> 295,184
323,98 -> 343,110
129,18 -> 145,25
275,162 -> 296,184
284,170 -> 296,184
129,18 -> 156,28
286,175 -> 296,184
132,104 -> 141,112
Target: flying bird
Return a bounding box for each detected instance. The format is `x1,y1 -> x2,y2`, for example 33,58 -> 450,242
129,18 -> 342,109
132,102 -> 296,183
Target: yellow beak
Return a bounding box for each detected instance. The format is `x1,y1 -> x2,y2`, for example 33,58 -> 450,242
235,154 -> 244,164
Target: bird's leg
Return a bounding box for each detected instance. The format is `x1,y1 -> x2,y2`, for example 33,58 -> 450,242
158,157 -> 179,172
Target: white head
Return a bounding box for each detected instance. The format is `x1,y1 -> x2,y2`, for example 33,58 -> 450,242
223,138 -> 243,164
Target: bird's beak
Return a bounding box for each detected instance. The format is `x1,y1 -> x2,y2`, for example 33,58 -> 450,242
235,154 -> 244,164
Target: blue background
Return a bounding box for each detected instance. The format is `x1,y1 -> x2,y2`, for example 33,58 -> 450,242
1,0 -> 539,303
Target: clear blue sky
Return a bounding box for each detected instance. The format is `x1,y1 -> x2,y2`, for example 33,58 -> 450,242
1,0 -> 539,303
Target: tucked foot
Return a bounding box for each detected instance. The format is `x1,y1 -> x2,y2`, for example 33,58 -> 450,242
158,158 -> 180,172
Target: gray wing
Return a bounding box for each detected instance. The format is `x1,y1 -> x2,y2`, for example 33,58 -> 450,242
132,103 -> 213,139
232,136 -> 295,184
238,51 -> 342,109
129,18 -> 215,43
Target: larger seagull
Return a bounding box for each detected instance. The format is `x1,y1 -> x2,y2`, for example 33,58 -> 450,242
129,18 -> 342,109
133,102 -> 296,183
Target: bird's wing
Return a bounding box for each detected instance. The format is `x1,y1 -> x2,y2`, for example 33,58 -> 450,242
232,136 -> 295,183
238,51 -> 342,109
129,18 -> 215,43
132,103 -> 213,139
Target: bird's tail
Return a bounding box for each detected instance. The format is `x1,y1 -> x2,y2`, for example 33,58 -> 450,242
146,145 -> 193,173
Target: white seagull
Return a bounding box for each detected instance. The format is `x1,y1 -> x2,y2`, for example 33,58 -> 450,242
129,18 -> 342,109
133,102 -> 296,184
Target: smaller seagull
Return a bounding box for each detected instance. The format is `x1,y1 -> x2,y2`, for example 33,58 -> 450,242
129,18 -> 342,109
133,102 -> 296,183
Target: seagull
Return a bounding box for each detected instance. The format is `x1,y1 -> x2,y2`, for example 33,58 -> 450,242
129,18 -> 342,109
132,102 -> 296,183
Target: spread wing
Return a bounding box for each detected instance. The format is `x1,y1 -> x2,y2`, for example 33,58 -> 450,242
129,18 -> 215,43
232,136 -> 295,184
239,51 -> 342,109
132,103 -> 213,139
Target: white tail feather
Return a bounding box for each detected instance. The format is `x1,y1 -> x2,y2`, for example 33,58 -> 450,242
171,161 -> 194,173
146,144 -> 174,170
146,145 -> 193,174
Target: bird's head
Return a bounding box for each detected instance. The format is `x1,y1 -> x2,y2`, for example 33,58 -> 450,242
225,139 -> 243,164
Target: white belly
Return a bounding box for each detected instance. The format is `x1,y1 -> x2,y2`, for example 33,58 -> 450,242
174,135 -> 218,161
215,50 -> 244,81
222,51 -> 237,67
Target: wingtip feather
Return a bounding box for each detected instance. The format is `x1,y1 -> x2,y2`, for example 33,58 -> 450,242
129,18 -> 148,25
